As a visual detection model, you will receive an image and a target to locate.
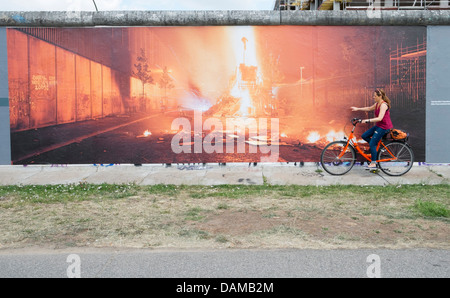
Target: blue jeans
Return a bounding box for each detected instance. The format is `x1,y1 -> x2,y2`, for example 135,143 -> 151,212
361,126 -> 391,162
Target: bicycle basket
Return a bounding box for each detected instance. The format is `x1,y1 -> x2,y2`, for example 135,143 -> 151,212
390,129 -> 408,141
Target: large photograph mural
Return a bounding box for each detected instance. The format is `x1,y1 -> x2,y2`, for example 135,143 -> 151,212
7,26 -> 426,164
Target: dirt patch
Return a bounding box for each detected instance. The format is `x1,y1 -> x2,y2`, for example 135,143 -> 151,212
195,209 -> 449,249
196,210 -> 290,236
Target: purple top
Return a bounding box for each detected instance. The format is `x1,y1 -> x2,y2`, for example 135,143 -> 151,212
375,103 -> 393,130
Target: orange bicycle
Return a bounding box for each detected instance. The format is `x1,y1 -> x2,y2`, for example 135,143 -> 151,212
320,118 -> 414,176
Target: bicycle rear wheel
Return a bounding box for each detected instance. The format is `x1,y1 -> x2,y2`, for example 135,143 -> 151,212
377,141 -> 414,176
320,141 -> 356,175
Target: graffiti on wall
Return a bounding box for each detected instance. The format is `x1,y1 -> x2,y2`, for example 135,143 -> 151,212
7,26 -> 426,164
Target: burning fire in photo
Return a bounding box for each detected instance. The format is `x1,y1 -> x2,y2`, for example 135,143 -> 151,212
136,130 -> 152,138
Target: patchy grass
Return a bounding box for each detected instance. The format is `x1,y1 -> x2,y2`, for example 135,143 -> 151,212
413,199 -> 449,218
0,183 -> 448,250
0,183 -> 138,204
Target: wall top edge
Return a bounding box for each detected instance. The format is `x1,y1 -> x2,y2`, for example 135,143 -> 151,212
1,10 -> 450,27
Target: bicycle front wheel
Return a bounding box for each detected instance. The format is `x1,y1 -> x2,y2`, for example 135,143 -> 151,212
377,141 -> 414,176
320,141 -> 356,175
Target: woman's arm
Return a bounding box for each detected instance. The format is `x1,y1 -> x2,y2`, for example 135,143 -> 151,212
362,103 -> 388,124
351,103 -> 376,112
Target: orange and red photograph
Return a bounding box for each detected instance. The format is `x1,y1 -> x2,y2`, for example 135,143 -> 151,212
7,26 -> 426,164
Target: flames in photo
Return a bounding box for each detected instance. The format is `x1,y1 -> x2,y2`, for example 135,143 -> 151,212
7,26 -> 426,164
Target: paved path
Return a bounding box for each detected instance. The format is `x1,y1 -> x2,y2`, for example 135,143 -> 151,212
0,248 -> 448,278
0,163 -> 449,186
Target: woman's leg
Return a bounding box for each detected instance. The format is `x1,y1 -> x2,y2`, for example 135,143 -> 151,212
368,127 -> 389,162
361,126 -> 377,144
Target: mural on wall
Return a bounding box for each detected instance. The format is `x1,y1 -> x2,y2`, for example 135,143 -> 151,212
7,26 -> 426,164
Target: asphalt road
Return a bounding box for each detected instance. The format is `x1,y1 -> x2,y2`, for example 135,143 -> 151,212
0,248 -> 448,278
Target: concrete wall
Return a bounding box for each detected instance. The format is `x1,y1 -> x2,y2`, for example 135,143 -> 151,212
1,10 -> 450,27
426,26 -> 450,163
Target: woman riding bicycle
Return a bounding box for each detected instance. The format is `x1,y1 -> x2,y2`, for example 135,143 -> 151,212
350,89 -> 393,169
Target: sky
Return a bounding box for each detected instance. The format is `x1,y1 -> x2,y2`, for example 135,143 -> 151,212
1,0 -> 276,11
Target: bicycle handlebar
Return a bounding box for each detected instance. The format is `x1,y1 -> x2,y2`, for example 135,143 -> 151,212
351,118 -> 362,126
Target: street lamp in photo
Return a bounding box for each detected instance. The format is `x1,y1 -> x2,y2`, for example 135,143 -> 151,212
300,66 -> 305,101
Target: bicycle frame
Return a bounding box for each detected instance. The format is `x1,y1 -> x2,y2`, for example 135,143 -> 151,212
338,122 -> 397,163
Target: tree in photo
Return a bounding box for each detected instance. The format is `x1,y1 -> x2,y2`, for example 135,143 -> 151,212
158,66 -> 175,109
132,48 -> 154,111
